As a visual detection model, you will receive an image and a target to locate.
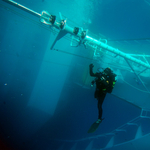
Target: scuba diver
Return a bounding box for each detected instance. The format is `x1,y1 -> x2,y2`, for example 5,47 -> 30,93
88,64 -> 117,133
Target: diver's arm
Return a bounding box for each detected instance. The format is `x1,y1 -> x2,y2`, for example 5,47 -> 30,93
89,64 -> 98,77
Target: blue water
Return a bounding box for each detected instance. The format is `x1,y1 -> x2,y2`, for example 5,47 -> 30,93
0,0 -> 150,150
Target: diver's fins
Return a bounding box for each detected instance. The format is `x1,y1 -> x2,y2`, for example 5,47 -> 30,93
88,119 -> 102,133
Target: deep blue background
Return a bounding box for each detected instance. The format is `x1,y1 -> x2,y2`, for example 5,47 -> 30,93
0,0 -> 150,150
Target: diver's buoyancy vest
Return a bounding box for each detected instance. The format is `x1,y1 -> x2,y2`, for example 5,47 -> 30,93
106,73 -> 117,93
97,73 -> 116,93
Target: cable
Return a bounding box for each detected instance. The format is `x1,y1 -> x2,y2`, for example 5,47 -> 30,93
1,3 -> 150,93
121,78 -> 150,94
53,48 -> 150,93
0,3 -> 53,31
53,48 -> 148,77
108,37 -> 150,42
53,48 -> 95,61
0,3 -> 75,43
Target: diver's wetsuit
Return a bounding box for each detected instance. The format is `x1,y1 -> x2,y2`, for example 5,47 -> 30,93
89,64 -> 116,120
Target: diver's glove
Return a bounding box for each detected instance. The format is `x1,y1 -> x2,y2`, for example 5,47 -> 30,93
89,64 -> 94,68
91,80 -> 95,87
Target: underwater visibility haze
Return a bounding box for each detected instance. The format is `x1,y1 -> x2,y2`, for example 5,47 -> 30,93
1,0 -> 150,149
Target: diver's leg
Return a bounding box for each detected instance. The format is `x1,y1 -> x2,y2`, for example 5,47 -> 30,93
88,92 -> 106,133
97,93 -> 106,120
